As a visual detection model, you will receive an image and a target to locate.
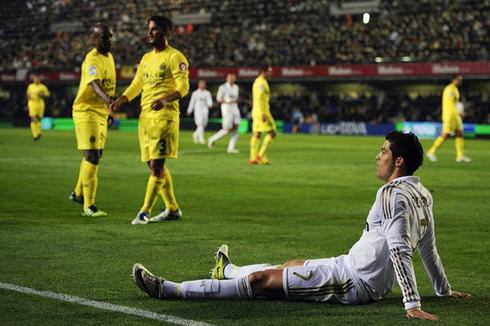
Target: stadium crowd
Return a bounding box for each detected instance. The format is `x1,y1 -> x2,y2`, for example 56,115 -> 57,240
0,0 -> 488,71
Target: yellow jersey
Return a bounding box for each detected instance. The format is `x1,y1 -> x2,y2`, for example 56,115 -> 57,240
73,48 -> 116,120
442,83 -> 459,120
123,46 -> 189,120
27,83 -> 50,109
252,75 -> 271,118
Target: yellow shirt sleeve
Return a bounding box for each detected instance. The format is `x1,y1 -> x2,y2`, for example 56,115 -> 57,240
170,52 -> 189,98
122,57 -> 144,102
84,55 -> 104,85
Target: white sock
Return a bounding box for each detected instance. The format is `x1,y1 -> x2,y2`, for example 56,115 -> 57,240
227,130 -> 239,151
179,277 -> 254,299
224,263 -> 277,279
209,129 -> 229,143
197,125 -> 205,142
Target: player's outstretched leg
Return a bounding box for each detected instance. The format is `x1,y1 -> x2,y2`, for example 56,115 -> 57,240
132,263 -> 254,300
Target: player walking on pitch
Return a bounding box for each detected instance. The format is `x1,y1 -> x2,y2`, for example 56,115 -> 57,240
110,16 -> 189,225
70,23 -> 116,217
186,80 -> 213,144
250,65 -> 275,164
426,74 -> 471,163
132,131 -> 471,321
26,74 -> 50,141
207,74 -> 241,153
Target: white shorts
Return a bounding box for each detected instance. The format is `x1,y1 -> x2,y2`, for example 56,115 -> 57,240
221,107 -> 241,130
283,256 -> 371,304
194,108 -> 209,126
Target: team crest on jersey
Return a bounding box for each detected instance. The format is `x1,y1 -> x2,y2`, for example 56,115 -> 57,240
159,63 -> 167,71
88,65 -> 97,77
179,62 -> 187,72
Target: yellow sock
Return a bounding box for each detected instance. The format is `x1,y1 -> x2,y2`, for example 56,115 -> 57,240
250,136 -> 260,161
81,160 -> 99,210
455,137 -> 464,159
140,175 -> 165,214
160,168 -> 178,211
74,159 -> 84,198
30,121 -> 38,138
36,121 -> 42,136
428,136 -> 445,154
258,134 -> 273,158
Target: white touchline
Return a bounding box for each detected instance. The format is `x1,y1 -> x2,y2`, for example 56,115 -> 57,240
0,282 -> 215,326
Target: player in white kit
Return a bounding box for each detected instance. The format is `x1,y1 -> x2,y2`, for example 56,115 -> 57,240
207,74 -> 241,153
186,80 -> 213,144
132,131 -> 471,320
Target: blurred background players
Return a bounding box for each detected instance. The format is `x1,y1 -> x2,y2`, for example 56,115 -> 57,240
250,65 -> 275,165
427,74 -> 471,163
186,80 -> 213,144
110,16 -> 189,225
208,74 -> 241,154
70,23 -> 116,217
26,74 -> 50,141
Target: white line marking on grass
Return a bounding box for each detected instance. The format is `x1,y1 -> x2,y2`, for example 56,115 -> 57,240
0,282 -> 215,326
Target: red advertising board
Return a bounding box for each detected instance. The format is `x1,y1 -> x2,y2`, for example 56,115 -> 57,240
1,62 -> 488,83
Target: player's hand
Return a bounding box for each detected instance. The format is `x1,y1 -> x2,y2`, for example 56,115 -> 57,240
405,308 -> 439,321
151,97 -> 167,111
450,291 -> 472,298
261,114 -> 267,122
186,111 -> 191,116
109,96 -> 128,112
107,114 -> 114,128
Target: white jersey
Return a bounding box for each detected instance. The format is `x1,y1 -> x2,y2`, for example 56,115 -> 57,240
217,82 -> 239,112
344,176 -> 451,310
216,82 -> 241,129
186,89 -> 213,114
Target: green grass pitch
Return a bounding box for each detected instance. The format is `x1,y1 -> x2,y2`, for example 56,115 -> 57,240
0,128 -> 489,325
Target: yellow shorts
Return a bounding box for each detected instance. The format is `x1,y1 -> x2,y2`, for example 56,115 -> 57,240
74,118 -> 108,150
138,117 -> 179,162
252,114 -> 276,133
28,103 -> 45,118
442,115 -> 463,134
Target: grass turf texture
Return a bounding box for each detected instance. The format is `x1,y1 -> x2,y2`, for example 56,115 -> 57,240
0,128 -> 488,325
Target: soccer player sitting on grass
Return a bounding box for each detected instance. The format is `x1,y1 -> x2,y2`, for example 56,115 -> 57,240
132,131 -> 471,320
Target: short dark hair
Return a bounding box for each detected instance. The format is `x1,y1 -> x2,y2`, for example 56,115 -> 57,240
385,131 -> 423,175
148,16 -> 172,32
259,64 -> 271,73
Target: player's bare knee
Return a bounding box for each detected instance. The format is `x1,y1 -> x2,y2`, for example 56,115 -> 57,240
248,271 -> 270,295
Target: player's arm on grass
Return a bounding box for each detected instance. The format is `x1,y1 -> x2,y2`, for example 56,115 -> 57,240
383,193 -> 438,320
417,210 -> 472,299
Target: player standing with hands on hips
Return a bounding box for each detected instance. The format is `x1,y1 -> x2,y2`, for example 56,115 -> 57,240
110,16 -> 189,225
70,23 -> 116,217
186,80 -> 213,144
132,131 -> 471,321
26,73 -> 50,141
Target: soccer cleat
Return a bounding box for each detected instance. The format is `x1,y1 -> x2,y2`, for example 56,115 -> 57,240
257,155 -> 271,165
426,152 -> 437,162
132,211 -> 149,225
208,139 -> 215,149
199,139 -> 206,144
33,135 -> 41,142
211,244 -> 231,280
149,208 -> 182,222
249,160 -> 258,165
192,133 -> 199,144
132,263 -> 165,299
456,156 -> 472,163
82,205 -> 107,217
227,149 -> 240,154
69,191 -> 84,205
